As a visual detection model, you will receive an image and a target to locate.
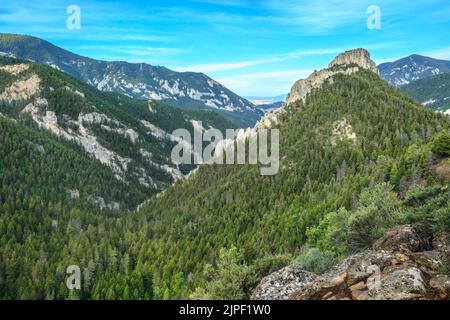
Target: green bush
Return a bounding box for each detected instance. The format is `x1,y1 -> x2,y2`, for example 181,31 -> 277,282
432,130 -> 450,156
307,183 -> 405,255
294,247 -> 338,274
401,184 -> 450,236
190,247 -> 292,300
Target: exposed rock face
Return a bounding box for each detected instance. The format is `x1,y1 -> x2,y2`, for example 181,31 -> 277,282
0,63 -> 30,75
20,97 -> 164,188
329,49 -> 380,75
0,74 -> 40,103
251,265 -> 316,300
373,225 -> 428,253
286,49 -> 379,106
286,67 -> 359,105
252,225 -> 450,300
432,158 -> 450,180
331,118 -> 357,146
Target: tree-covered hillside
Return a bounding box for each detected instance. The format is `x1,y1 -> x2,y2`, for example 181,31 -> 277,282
133,69 -> 450,299
0,33 -> 263,128
1,64 -> 449,300
0,56 -> 235,210
400,72 -> 450,111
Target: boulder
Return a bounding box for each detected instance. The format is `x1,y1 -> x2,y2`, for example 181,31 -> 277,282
432,231 -> 450,249
373,225 -> 428,253
253,226 -> 450,301
366,267 -> 427,300
429,275 -> 450,299
251,264 -> 316,300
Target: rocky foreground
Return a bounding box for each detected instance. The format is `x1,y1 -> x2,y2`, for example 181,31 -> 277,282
252,225 -> 450,300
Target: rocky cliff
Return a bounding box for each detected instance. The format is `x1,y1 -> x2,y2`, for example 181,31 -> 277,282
329,48 -> 380,75
252,225 -> 450,300
286,49 -> 379,105
214,49 -> 380,163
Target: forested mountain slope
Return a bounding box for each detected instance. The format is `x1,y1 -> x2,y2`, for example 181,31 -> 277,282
133,62 -> 450,299
0,56 -> 235,210
0,34 -> 262,127
400,72 -> 450,112
379,54 -> 450,87
1,51 -> 449,300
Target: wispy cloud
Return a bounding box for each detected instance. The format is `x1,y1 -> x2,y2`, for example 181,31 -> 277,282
174,48 -> 347,72
174,45 -> 390,73
74,45 -> 186,59
421,47 -> 450,60
217,69 -> 314,96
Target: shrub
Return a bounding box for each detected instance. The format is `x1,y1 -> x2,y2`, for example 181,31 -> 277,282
431,130 -> 450,156
190,247 -> 291,300
307,183 -> 405,255
294,247 -> 338,274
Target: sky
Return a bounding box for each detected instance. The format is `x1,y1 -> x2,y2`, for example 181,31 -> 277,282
0,0 -> 449,96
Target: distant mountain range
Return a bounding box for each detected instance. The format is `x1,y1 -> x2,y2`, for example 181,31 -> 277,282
0,34 -> 262,127
379,54 -> 450,87
0,55 -> 235,211
245,94 -> 287,105
245,94 -> 287,113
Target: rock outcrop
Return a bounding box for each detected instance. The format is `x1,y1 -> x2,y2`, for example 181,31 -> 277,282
251,265 -> 316,300
212,49 -> 381,175
252,225 -> 450,300
286,49 -> 379,105
329,48 -> 380,75
373,225 -> 428,253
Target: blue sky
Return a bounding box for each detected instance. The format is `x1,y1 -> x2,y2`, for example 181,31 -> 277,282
0,0 -> 449,96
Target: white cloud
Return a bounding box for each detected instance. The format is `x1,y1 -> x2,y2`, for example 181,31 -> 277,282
217,69 -> 314,96
421,47 -> 450,60
174,48 -> 346,73
174,57 -> 283,73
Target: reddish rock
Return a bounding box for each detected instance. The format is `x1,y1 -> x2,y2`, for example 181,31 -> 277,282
432,231 -> 450,250
373,225 -> 428,253
253,226 -> 450,301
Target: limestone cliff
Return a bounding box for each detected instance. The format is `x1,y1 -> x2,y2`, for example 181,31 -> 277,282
329,48 -> 380,75
286,48 -> 379,105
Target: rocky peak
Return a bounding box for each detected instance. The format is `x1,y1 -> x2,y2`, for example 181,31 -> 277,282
286,48 -> 379,105
329,48 -> 379,75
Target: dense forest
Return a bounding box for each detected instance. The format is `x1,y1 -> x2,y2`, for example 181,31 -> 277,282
1,61 -> 449,299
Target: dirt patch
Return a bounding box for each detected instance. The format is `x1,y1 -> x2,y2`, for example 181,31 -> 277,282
432,157 -> 450,180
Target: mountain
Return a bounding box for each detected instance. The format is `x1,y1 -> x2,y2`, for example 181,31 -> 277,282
256,101 -> 284,113
245,95 -> 287,113
0,34 -> 262,127
0,55 -> 234,211
399,72 -> 450,111
379,54 -> 450,87
129,49 -> 450,299
245,94 -> 287,105
2,49 -> 450,300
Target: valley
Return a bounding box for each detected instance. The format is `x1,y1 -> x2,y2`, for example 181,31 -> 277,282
2,46 -> 449,300
0,1 -> 450,302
